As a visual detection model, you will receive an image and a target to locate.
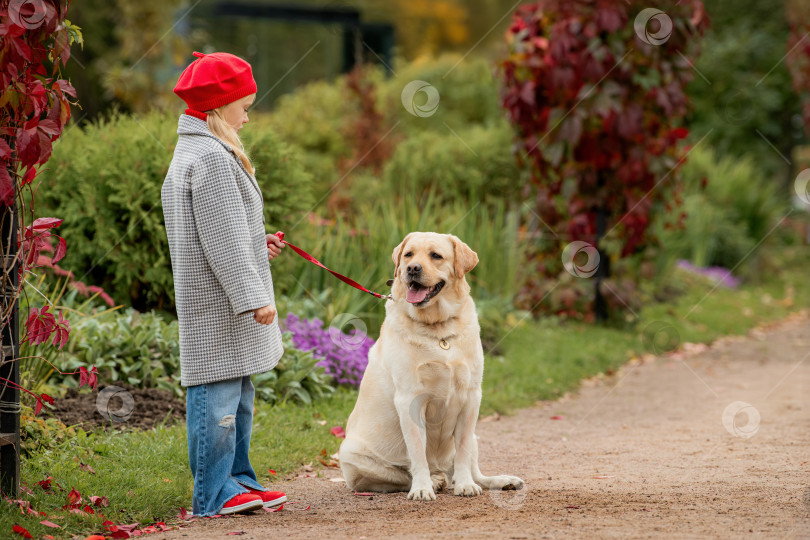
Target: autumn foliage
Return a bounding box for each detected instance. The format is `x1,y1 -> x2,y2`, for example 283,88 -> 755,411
786,1 -> 810,133
499,0 -> 709,319
1,0 -> 99,415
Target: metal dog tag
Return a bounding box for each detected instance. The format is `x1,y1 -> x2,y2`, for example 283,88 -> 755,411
439,339 -> 450,350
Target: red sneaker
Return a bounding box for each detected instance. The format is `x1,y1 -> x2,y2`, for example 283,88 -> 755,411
219,493 -> 264,515
245,488 -> 287,508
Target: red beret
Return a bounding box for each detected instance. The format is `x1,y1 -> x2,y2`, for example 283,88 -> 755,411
173,51 -> 257,120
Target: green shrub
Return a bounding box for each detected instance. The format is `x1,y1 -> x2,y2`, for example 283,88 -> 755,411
657,146 -> 785,270
20,402 -> 79,457
252,333 -> 335,405
41,303 -> 336,404
377,54 -> 506,134
48,306 -> 183,395
37,107 -> 315,311
374,122 -> 522,206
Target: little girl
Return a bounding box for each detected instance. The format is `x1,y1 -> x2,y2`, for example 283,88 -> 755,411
161,51 -> 287,517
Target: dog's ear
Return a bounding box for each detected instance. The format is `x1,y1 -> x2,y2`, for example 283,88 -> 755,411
392,233 -> 413,277
450,235 -> 478,278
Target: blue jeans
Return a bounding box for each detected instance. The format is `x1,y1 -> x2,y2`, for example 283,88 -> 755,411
186,375 -> 269,516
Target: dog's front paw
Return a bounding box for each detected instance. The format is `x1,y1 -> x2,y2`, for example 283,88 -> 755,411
453,482 -> 483,497
407,485 -> 436,501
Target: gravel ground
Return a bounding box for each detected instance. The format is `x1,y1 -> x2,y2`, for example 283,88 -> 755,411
156,312 -> 810,539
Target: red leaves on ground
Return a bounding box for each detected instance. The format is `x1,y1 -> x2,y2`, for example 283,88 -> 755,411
550,415 -> 564,420
89,495 -> 108,507
103,520 -> 139,538
268,469 -> 277,476
330,426 -> 346,438
39,520 -> 60,529
12,524 -> 33,538
35,476 -> 52,491
62,487 -> 82,510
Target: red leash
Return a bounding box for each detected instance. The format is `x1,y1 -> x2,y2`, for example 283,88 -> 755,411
269,231 -> 393,301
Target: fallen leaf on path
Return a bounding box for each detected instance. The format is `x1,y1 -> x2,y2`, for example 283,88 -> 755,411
565,505 -> 580,509
268,469 -> 277,476
264,504 -> 284,512
592,475 -> 615,479
329,478 -> 346,482
354,492 -> 374,497
550,415 -> 564,420
330,426 -> 346,438
84,536 -> 106,540
297,474 -> 317,478
226,532 -> 246,536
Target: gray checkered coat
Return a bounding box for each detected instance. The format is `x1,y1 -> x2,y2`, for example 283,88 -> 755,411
161,114 -> 283,387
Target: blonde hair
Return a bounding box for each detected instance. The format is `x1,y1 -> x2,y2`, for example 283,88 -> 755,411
205,107 -> 255,176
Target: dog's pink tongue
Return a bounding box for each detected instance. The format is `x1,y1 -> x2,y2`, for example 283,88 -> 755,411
406,286 -> 429,304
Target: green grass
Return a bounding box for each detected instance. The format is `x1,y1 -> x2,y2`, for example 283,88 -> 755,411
5,245 -> 809,538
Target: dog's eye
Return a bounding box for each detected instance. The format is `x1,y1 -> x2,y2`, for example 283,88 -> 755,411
431,252 -> 443,259
404,252 -> 413,258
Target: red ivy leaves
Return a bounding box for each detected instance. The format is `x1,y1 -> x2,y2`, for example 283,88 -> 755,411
20,216 -> 67,270
785,5 -> 810,131
25,305 -> 69,348
498,0 -> 709,316
79,366 -> 98,390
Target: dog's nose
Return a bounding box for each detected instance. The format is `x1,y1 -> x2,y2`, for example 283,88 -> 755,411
407,263 -> 422,275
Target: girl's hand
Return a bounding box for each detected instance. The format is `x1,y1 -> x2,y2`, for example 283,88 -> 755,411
266,233 -> 285,261
253,304 -> 276,325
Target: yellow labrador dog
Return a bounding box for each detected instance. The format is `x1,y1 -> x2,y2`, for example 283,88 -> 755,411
339,232 -> 524,500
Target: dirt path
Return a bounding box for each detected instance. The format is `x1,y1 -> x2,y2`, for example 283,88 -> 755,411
159,313 -> 810,539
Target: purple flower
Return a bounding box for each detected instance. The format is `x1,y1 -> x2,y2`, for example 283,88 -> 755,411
281,312 -> 374,387
677,260 -> 740,289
